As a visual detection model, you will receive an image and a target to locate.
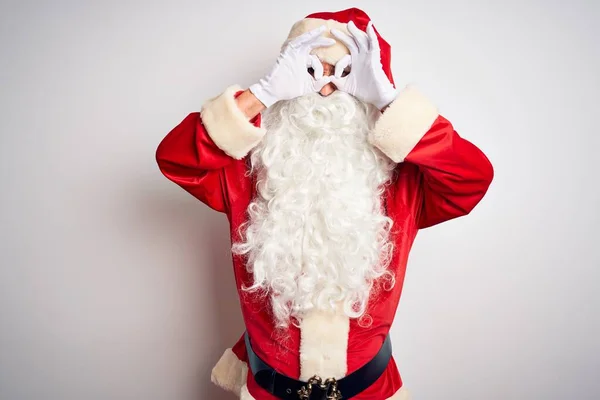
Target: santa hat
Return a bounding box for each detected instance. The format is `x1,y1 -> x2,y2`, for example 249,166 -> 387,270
282,7 -> 395,87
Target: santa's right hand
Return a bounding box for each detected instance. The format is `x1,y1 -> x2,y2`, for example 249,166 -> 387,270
249,26 -> 334,108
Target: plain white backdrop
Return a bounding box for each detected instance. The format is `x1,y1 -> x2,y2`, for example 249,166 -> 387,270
1,0 -> 598,399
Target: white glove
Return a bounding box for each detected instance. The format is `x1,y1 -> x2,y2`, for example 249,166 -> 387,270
249,25 -> 335,108
330,21 -> 398,110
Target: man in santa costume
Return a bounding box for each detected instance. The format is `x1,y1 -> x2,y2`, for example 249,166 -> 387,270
156,7 -> 493,400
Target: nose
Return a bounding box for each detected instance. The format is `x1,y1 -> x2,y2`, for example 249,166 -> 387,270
318,63 -> 336,97
319,82 -> 337,96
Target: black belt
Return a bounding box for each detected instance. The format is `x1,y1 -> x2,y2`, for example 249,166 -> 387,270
244,331 -> 392,399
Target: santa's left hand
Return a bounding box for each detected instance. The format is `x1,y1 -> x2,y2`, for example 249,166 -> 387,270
331,21 -> 398,110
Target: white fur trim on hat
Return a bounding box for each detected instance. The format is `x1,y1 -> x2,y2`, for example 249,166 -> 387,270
299,309 -> 350,380
284,18 -> 351,65
200,84 -> 267,160
210,348 -> 248,396
369,85 -> 440,163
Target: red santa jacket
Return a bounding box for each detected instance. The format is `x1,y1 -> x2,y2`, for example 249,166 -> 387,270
156,84 -> 494,399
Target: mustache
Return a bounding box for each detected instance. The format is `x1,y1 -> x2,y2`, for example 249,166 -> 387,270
264,91 -> 371,134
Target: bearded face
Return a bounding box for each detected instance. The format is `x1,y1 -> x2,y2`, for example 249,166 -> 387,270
231,90 -> 396,328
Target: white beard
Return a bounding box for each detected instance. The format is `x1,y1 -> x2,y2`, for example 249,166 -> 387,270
231,91 -> 397,328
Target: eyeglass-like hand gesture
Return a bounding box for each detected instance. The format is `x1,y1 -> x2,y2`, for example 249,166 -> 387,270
331,21 -> 398,110
249,25 -> 335,108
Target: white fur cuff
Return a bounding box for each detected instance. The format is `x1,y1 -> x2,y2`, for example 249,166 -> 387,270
369,85 -> 439,163
210,348 -> 248,396
200,85 -> 267,160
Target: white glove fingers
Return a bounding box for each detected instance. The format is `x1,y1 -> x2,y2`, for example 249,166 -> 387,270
292,25 -> 327,46
334,54 -> 351,78
330,75 -> 347,91
330,28 -> 358,55
309,54 -> 324,79
347,21 -> 369,51
313,76 -> 331,91
305,37 -> 336,51
366,22 -> 380,51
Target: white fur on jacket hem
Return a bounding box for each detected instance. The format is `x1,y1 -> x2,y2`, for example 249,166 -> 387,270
240,384 -> 253,399
210,348 -> 248,396
299,309 -> 349,380
239,384 -> 411,399
283,18 -> 351,65
370,85 -> 439,163
389,386 -> 412,400
200,84 -> 266,160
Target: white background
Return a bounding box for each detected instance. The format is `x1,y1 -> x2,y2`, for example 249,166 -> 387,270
1,0 -> 598,399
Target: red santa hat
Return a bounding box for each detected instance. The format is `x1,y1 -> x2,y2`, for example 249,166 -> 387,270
282,7 -> 395,87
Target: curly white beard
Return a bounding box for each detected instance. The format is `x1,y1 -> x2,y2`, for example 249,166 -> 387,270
232,91 -> 397,328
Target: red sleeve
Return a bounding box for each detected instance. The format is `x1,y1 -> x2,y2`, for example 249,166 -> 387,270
231,332 -> 249,363
155,112 -> 233,213
155,93 -> 263,214
406,115 -> 494,229
156,86 -> 264,213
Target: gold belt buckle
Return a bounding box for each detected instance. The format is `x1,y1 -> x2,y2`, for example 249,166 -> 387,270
297,375 -> 342,399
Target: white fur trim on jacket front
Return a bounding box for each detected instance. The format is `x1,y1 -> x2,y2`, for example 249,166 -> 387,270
200,84 -> 267,160
369,85 -> 440,163
283,18 -> 351,65
210,347 -> 248,396
299,309 -> 350,380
